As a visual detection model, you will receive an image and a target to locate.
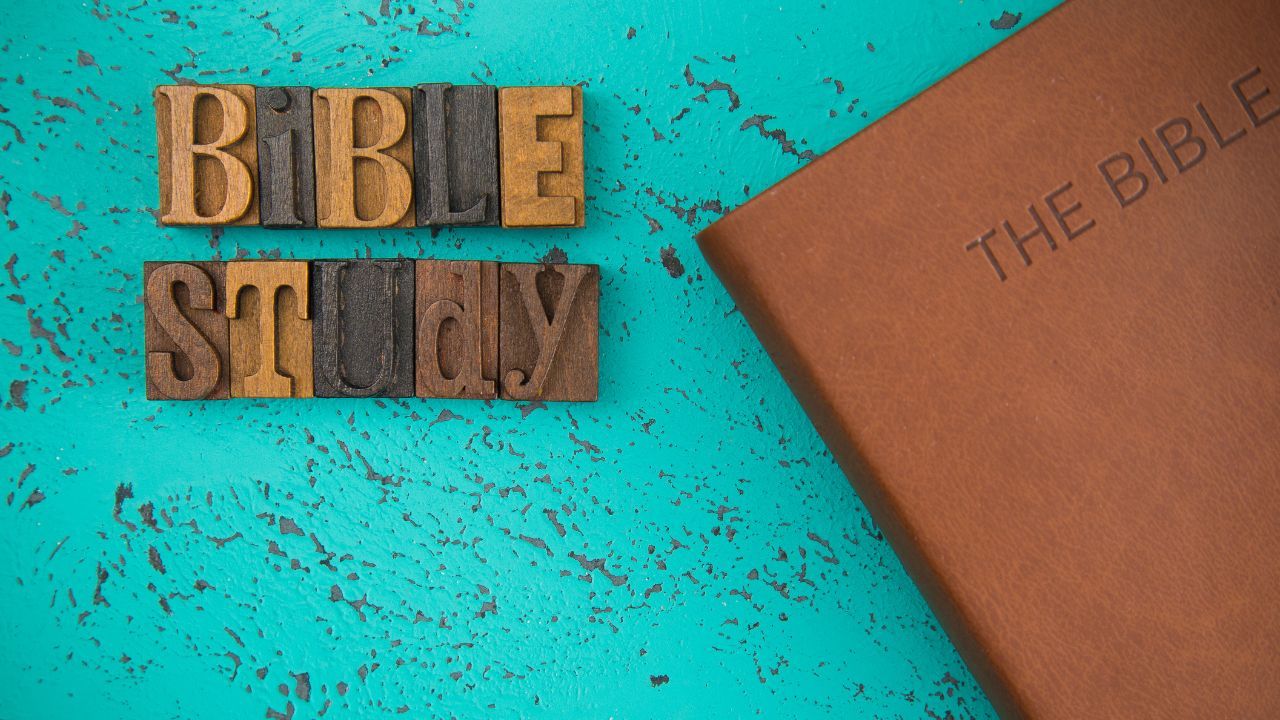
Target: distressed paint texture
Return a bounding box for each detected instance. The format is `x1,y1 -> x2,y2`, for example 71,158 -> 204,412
0,1 -> 1057,718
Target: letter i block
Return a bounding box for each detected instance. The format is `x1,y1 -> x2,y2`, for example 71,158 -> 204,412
312,260 -> 415,398
226,261 -> 313,398
313,88 -> 416,228
144,261 -> 231,400
256,86 -> 317,228
498,263 -> 598,401
498,86 -> 585,228
154,85 -> 259,225
415,260 -> 499,399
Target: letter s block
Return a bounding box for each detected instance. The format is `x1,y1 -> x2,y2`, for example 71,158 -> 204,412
314,88 -> 415,228
154,84 -> 259,225
226,261 -> 313,398
499,86 -> 585,228
144,261 -> 230,400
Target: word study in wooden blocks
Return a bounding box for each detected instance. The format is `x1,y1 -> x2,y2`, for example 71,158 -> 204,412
142,260 -> 599,402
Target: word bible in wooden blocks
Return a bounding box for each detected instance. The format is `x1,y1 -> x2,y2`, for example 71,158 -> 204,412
153,83 -> 585,229
142,260 -> 599,402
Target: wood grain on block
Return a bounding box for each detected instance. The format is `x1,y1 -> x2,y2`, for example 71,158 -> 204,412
412,83 -> 499,226
226,261 -> 313,398
498,263 -> 598,401
256,86 -> 316,228
313,87 -> 415,228
498,86 -> 584,227
415,259 -> 498,399
312,259 -> 415,398
154,84 -> 258,225
144,261 -> 230,400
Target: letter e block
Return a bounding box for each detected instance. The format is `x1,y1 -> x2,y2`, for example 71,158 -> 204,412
498,86 -> 584,228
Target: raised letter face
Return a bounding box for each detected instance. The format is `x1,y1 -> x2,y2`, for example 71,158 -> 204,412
312,260 -> 415,398
144,261 -> 230,400
313,88 -> 415,228
226,261 -> 313,398
498,86 -> 585,228
256,86 -> 317,228
415,260 -> 498,399
498,263 -> 598,401
413,84 -> 500,227
155,84 -> 259,226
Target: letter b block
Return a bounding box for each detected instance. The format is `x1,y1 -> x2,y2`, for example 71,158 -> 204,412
155,84 -> 259,225
314,88 -> 415,228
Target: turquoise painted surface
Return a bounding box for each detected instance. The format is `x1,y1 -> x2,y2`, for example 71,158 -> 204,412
0,1 -> 1057,718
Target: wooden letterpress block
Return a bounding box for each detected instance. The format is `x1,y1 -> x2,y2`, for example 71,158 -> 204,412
226,261 -> 312,398
256,86 -> 316,228
498,263 -> 598,401
154,84 -> 259,225
312,260 -> 415,398
498,86 -> 584,228
415,260 -> 498,399
313,88 -> 415,228
412,84 -> 499,226
144,261 -> 230,400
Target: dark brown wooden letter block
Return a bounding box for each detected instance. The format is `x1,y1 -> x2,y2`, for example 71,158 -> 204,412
312,260 -> 415,398
256,86 -> 316,228
498,263 -> 598,401
144,261 -> 230,400
154,84 -> 259,225
226,261 -> 313,398
314,88 -> 415,228
412,84 -> 499,227
415,260 -> 498,399
498,86 -> 584,228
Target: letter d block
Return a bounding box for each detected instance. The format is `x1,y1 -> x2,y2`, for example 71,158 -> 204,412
144,261 -> 230,400
415,260 -> 499,399
314,88 -> 415,228
154,84 -> 259,225
226,261 -> 313,398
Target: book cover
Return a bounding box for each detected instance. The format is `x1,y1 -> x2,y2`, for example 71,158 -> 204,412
696,0 -> 1280,717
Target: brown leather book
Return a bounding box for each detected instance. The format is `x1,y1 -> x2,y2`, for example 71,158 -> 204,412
696,1 -> 1280,717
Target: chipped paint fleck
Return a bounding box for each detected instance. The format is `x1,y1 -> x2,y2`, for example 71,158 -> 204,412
0,1 -> 1056,718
